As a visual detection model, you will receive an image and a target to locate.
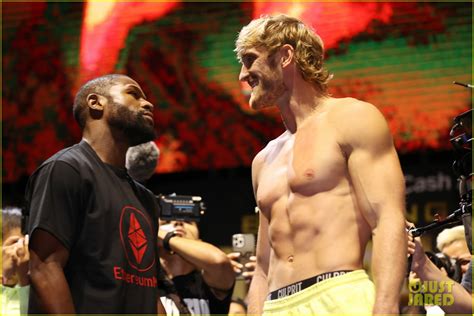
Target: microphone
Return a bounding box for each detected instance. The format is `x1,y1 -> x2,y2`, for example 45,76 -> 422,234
453,81 -> 473,89
126,141 -> 160,182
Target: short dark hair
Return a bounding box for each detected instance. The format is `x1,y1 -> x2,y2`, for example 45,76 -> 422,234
2,207 -> 22,240
73,74 -> 126,129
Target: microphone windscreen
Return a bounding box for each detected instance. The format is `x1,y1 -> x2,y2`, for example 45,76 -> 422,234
126,141 -> 160,182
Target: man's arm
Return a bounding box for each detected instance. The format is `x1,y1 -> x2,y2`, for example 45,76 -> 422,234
409,234 -> 472,313
25,161 -> 83,313
2,235 -> 21,282
340,101 -> 407,315
247,210 -> 271,315
29,229 -> 75,313
158,230 -> 235,296
157,295 -> 166,315
247,151 -> 271,315
15,234 -> 30,286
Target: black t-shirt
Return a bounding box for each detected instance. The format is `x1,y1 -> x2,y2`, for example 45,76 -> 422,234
25,140 -> 160,314
162,270 -> 232,315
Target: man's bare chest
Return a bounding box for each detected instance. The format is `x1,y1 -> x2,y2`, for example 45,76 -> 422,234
256,131 -> 347,210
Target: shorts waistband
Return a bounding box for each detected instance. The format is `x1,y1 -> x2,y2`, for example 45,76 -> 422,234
267,270 -> 353,300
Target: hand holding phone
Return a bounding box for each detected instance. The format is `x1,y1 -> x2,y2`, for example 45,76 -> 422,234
231,234 -> 256,280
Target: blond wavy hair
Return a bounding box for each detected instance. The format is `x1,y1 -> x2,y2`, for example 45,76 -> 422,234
235,14 -> 331,94
436,226 -> 467,252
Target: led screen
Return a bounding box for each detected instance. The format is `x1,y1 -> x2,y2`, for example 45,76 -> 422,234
2,1 -> 471,182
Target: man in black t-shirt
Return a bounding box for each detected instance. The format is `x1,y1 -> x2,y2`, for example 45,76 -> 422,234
158,220 -> 235,315
24,74 -> 165,314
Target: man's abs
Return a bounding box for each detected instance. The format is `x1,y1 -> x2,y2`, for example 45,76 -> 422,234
263,192 -> 372,292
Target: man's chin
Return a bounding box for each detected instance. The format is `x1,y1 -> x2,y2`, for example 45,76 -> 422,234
249,101 -> 271,111
249,96 -> 267,111
128,129 -> 156,146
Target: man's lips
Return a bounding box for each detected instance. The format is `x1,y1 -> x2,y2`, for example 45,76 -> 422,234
142,112 -> 154,123
173,229 -> 185,237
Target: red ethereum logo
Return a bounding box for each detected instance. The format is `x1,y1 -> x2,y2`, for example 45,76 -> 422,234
128,213 -> 148,264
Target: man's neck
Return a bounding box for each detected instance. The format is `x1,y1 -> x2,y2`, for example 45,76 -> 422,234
278,81 -> 328,133
82,127 -> 129,167
161,255 -> 196,278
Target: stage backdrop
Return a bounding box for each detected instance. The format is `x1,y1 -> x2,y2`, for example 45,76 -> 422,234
2,1 -> 472,183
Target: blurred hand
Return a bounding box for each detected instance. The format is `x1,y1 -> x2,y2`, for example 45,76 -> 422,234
15,235 -> 30,286
157,226 -> 174,253
2,235 -> 21,283
408,270 -> 418,281
226,253 -> 256,283
242,256 -> 256,281
406,221 -> 426,273
227,252 -> 243,274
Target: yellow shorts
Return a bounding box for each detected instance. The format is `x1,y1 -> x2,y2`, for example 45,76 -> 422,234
262,270 -> 375,316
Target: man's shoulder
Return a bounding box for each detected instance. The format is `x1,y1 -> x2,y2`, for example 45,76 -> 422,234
327,97 -> 388,131
327,97 -> 393,151
36,141 -> 95,175
44,142 -> 77,160
252,131 -> 290,166
326,97 -> 378,118
133,180 -> 156,199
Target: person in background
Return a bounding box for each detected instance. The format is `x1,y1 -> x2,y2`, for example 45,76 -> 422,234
1,207 -> 30,315
159,219 -> 235,315
436,226 -> 471,275
407,223 -> 472,314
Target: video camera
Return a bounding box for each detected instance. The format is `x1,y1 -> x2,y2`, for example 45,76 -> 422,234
425,251 -> 463,283
450,107 -> 472,253
407,93 -> 472,277
157,193 -> 206,222
408,108 -> 472,247
449,108 -> 472,180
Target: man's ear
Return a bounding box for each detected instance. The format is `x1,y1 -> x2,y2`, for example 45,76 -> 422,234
86,93 -> 107,112
280,44 -> 294,68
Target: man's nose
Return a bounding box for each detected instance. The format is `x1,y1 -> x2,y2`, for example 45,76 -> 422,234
173,221 -> 184,227
141,99 -> 154,113
238,64 -> 249,82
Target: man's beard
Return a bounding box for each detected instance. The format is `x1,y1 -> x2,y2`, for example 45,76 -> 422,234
251,78 -> 286,110
108,102 -> 156,146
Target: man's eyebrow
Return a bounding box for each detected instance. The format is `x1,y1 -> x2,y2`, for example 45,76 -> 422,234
241,52 -> 258,61
126,84 -> 146,99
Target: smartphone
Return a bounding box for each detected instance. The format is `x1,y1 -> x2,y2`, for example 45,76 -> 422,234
232,234 -> 255,278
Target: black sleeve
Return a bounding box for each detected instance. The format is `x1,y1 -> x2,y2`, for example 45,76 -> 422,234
204,279 -> 234,315
25,160 -> 83,250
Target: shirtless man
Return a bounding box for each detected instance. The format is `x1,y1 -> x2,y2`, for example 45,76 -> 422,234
234,15 -> 407,315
